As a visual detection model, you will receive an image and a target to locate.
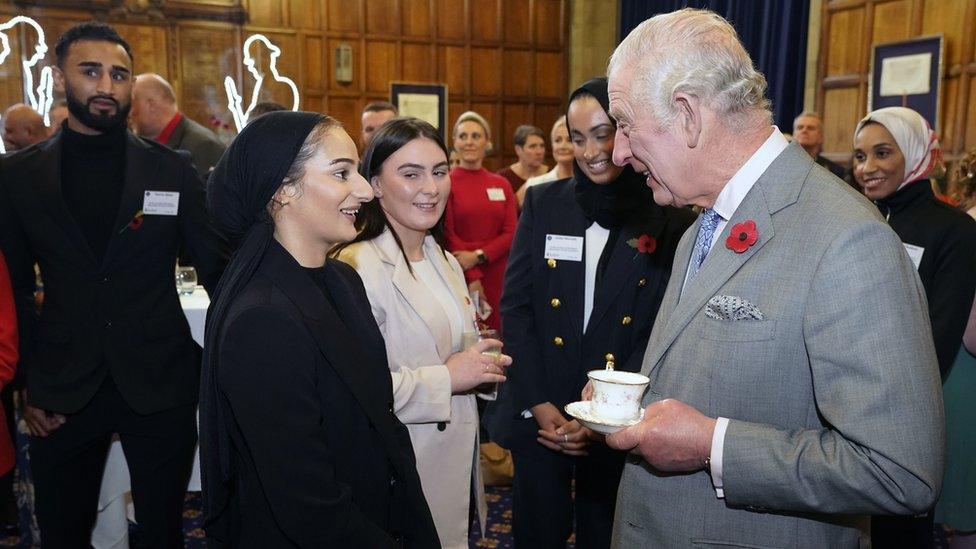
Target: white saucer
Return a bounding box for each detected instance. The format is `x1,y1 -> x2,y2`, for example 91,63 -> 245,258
564,401 -> 643,435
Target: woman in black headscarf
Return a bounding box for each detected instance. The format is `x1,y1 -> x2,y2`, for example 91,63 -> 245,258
484,78 -> 696,548
200,111 -> 439,548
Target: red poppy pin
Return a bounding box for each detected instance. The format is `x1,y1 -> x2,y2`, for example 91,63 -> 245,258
627,234 -> 657,254
725,220 -> 758,253
119,210 -> 145,234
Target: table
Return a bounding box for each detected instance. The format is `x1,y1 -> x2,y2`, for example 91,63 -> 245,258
91,288 -> 208,549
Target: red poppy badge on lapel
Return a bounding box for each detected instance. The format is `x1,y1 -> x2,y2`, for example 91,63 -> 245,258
725,220 -> 758,253
119,210 -> 145,234
627,234 -> 657,254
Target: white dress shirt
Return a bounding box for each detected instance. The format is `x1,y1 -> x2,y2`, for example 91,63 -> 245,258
680,127 -> 789,498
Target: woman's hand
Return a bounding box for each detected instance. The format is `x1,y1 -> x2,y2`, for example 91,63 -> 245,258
445,339 -> 511,394
537,419 -> 592,456
454,250 -> 480,270
467,278 -> 485,297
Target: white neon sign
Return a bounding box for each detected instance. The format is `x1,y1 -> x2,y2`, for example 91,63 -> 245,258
0,16 -> 54,125
224,34 -> 300,132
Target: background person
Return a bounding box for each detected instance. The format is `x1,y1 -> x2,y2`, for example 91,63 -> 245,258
130,72 -> 226,178
496,124 -> 548,194
2,104 -> 47,152
853,106 -> 976,548
488,77 -> 694,549
361,101 -> 397,148
516,115 -> 573,207
200,111 -> 439,547
444,111 -> 517,332
335,117 -> 511,548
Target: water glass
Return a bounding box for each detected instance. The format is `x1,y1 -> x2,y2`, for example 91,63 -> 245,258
176,266 -> 198,295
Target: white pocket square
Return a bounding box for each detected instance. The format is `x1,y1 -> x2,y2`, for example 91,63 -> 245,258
705,295 -> 765,321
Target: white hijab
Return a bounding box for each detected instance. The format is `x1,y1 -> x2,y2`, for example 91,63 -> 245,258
854,107 -> 941,189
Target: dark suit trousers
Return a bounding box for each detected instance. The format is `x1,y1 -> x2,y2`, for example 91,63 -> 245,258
29,375 -> 196,549
509,418 -> 625,549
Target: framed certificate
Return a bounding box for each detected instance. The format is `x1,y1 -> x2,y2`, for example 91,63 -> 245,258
868,35 -> 944,133
390,82 -> 448,139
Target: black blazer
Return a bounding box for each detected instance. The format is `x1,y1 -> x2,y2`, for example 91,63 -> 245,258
0,131 -> 227,414
486,179 -> 695,445
213,241 -> 439,548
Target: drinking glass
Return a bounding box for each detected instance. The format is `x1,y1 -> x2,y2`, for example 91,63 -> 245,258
176,266 -> 198,295
463,328 -> 501,398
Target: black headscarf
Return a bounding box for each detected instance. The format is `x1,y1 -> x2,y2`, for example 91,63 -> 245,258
200,111 -> 325,536
568,77 -> 653,229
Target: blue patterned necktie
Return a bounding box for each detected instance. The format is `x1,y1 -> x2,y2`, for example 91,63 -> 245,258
691,208 -> 722,279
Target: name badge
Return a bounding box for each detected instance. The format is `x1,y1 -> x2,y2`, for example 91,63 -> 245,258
544,234 -> 583,261
903,243 -> 924,269
143,191 -> 179,216
486,187 -> 506,201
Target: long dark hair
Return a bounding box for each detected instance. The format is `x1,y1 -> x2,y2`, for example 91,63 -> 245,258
331,117 -> 450,271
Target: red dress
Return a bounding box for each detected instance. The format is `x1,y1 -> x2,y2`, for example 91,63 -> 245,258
0,253 -> 19,475
445,167 -> 518,331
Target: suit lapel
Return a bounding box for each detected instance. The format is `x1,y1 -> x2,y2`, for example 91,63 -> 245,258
642,142 -> 811,374
586,208 -> 667,332
32,136 -> 99,266
167,117 -> 188,150
426,236 -> 478,338
375,230 -> 453,358
102,134 -> 159,269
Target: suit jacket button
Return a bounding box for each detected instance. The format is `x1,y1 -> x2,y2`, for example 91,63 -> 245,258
547,258 -> 557,268
100,277 -> 109,284
605,353 -> 615,362
553,336 -> 563,346
550,298 -> 561,308
638,278 -> 647,287
621,315 -> 632,325
104,321 -> 112,328
437,422 -> 446,431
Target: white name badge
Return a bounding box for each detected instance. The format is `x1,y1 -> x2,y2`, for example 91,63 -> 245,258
544,234 -> 584,261
143,191 -> 180,216
903,243 -> 924,269
486,187 -> 506,201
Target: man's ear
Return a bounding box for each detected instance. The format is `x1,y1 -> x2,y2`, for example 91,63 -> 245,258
52,66 -> 65,94
673,92 -> 702,149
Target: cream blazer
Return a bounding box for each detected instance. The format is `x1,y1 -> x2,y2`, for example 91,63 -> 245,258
338,229 -> 487,549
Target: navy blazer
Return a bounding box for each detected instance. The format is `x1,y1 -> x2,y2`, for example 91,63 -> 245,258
486,178 -> 695,444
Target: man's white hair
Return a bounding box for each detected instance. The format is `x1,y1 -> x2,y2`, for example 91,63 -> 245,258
607,8 -> 771,129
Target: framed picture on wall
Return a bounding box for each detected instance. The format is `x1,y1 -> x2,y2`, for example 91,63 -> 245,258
868,35 -> 944,133
390,83 -> 448,139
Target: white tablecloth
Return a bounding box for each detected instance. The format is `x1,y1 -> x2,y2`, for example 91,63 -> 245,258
91,288 -> 208,549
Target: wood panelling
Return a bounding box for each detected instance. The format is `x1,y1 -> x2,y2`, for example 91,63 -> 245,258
815,0 -> 976,174
0,0 -> 569,168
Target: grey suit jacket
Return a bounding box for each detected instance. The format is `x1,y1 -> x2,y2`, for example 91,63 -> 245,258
167,115 -> 226,180
613,142 -> 944,549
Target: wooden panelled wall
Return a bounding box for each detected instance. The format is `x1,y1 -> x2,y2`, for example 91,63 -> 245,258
816,0 -> 976,174
0,0 -> 569,170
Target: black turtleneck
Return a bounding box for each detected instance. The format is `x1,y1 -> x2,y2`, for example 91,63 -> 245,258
876,180 -> 976,377
61,124 -> 127,262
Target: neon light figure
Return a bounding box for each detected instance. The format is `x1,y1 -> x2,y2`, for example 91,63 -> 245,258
224,34 -> 300,132
0,16 -> 55,129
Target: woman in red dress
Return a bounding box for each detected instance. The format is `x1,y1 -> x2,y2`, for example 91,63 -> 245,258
0,253 -> 19,479
444,111 -> 517,331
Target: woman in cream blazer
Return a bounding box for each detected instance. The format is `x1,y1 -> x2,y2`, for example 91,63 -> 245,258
334,118 -> 510,548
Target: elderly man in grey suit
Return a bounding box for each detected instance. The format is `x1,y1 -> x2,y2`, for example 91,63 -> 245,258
600,9 -> 944,548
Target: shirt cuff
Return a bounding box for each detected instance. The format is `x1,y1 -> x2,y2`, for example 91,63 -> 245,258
710,417 -> 729,498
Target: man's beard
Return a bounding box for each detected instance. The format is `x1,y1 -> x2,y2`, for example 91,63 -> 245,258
65,87 -> 130,133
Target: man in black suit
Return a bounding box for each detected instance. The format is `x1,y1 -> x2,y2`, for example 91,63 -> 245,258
0,22 -> 226,547
131,73 -> 226,179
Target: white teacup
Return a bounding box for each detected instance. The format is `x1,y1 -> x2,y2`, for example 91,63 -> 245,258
587,370 -> 650,422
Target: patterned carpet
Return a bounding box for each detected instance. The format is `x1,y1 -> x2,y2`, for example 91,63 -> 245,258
0,487 -> 952,548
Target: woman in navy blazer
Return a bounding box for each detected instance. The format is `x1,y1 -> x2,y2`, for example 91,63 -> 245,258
486,78 -> 695,548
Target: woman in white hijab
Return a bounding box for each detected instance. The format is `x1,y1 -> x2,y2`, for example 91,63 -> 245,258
854,106 -> 976,548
